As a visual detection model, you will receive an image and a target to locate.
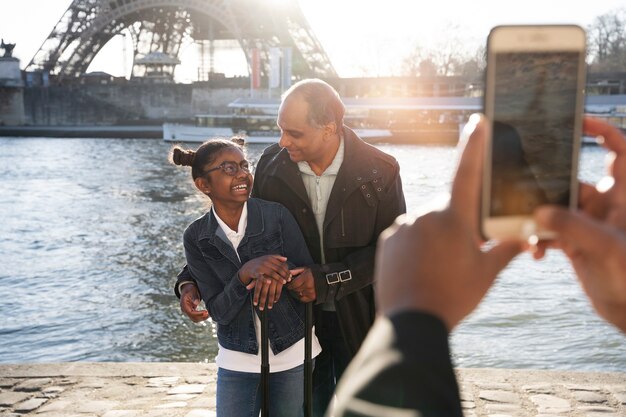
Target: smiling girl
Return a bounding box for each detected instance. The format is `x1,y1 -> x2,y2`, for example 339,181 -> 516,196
171,138 -> 321,417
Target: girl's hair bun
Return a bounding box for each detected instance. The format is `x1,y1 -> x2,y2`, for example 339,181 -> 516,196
172,147 -> 196,166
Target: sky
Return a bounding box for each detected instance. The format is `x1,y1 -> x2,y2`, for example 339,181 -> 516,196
1,0 -> 624,80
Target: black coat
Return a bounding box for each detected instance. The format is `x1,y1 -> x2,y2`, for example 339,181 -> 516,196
251,126 -> 406,356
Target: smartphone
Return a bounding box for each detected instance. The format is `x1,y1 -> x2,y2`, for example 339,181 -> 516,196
482,25 -> 586,240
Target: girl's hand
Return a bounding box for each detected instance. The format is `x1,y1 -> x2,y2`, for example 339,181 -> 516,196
238,255 -> 291,286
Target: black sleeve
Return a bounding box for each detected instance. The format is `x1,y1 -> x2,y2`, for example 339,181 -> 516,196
173,264 -> 195,299
332,312 -> 462,417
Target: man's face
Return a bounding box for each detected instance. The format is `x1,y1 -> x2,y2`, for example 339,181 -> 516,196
277,94 -> 328,164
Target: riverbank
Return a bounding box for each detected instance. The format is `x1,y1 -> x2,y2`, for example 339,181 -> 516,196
0,125 -> 163,139
0,363 -> 624,416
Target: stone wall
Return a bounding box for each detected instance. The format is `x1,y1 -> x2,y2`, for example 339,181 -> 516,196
22,83 -> 248,126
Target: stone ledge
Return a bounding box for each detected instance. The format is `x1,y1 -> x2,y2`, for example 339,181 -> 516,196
0,363 -> 624,416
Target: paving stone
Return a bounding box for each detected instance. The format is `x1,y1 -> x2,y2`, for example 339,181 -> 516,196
101,410 -> 142,417
184,411 -> 216,417
167,394 -> 197,401
0,379 -> 19,389
122,397 -> 170,409
57,378 -> 78,386
79,378 -> 107,389
530,394 -> 571,413
573,390 -> 608,403
485,403 -> 522,412
41,386 -> 65,398
578,405 -> 618,412
522,383 -> 555,394
0,391 -> 31,406
479,390 -> 520,404
461,400 -> 476,409
476,383 -> 514,390
565,384 -> 603,391
35,414 -> 96,417
611,391 -> 626,404
146,377 -> 179,388
187,395 -> 215,408
167,384 -> 206,395
36,399 -> 74,413
14,378 -> 53,392
459,386 -> 473,401
121,377 -> 144,386
75,400 -> 120,413
14,397 -> 48,412
184,376 -> 213,385
153,401 -> 187,409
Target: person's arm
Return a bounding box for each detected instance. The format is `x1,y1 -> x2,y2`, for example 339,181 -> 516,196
331,313 -> 461,417
183,227 -> 249,325
534,117 -> 626,333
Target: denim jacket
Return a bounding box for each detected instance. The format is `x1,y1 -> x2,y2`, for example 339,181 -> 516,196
183,198 -> 313,355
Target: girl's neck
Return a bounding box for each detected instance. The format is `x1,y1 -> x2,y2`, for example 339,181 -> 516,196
213,202 -> 245,232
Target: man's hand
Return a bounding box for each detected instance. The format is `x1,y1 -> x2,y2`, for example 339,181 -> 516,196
287,267 -> 316,303
534,117 -> 626,333
376,114 -> 525,331
180,283 -> 209,322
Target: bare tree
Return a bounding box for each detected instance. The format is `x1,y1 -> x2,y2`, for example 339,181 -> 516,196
587,8 -> 626,72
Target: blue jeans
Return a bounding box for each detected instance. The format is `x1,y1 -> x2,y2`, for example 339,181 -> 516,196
217,364 -> 305,417
313,311 -> 352,417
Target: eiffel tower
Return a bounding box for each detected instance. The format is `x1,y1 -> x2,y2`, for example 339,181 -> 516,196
26,0 -> 336,81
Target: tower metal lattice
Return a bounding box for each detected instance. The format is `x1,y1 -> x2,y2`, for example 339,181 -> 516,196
26,0 -> 337,81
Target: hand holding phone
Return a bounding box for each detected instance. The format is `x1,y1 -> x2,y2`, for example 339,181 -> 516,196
482,25 -> 586,240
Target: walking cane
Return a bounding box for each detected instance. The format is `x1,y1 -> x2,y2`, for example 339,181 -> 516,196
260,307 -> 270,417
304,302 -> 313,417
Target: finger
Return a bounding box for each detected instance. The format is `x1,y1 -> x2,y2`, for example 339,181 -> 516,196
274,281 -> 283,303
261,260 -> 291,283
190,310 -> 209,322
289,268 -> 305,281
257,280 -> 271,310
450,113 -> 487,226
253,280 -> 263,307
286,278 -> 306,291
584,117 -> 626,155
535,205 -> 614,256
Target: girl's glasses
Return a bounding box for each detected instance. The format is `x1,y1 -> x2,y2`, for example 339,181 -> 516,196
203,160 -> 252,177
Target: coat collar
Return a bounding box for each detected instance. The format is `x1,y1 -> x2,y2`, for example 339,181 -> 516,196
197,198 -> 264,242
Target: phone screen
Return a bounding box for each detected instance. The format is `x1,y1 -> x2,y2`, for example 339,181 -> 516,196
490,51 -> 581,217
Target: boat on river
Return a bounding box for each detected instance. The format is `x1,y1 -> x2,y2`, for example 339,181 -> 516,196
163,95 -> 626,145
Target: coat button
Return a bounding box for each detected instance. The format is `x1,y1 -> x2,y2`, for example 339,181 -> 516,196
361,185 -> 366,189
356,176 -> 362,181
372,169 -> 378,174
366,194 -> 371,198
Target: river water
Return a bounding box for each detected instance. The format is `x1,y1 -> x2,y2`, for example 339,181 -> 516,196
0,137 -> 624,371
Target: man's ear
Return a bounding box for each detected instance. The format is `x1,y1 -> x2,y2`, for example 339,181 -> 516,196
324,121 -> 337,138
194,177 -> 211,195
